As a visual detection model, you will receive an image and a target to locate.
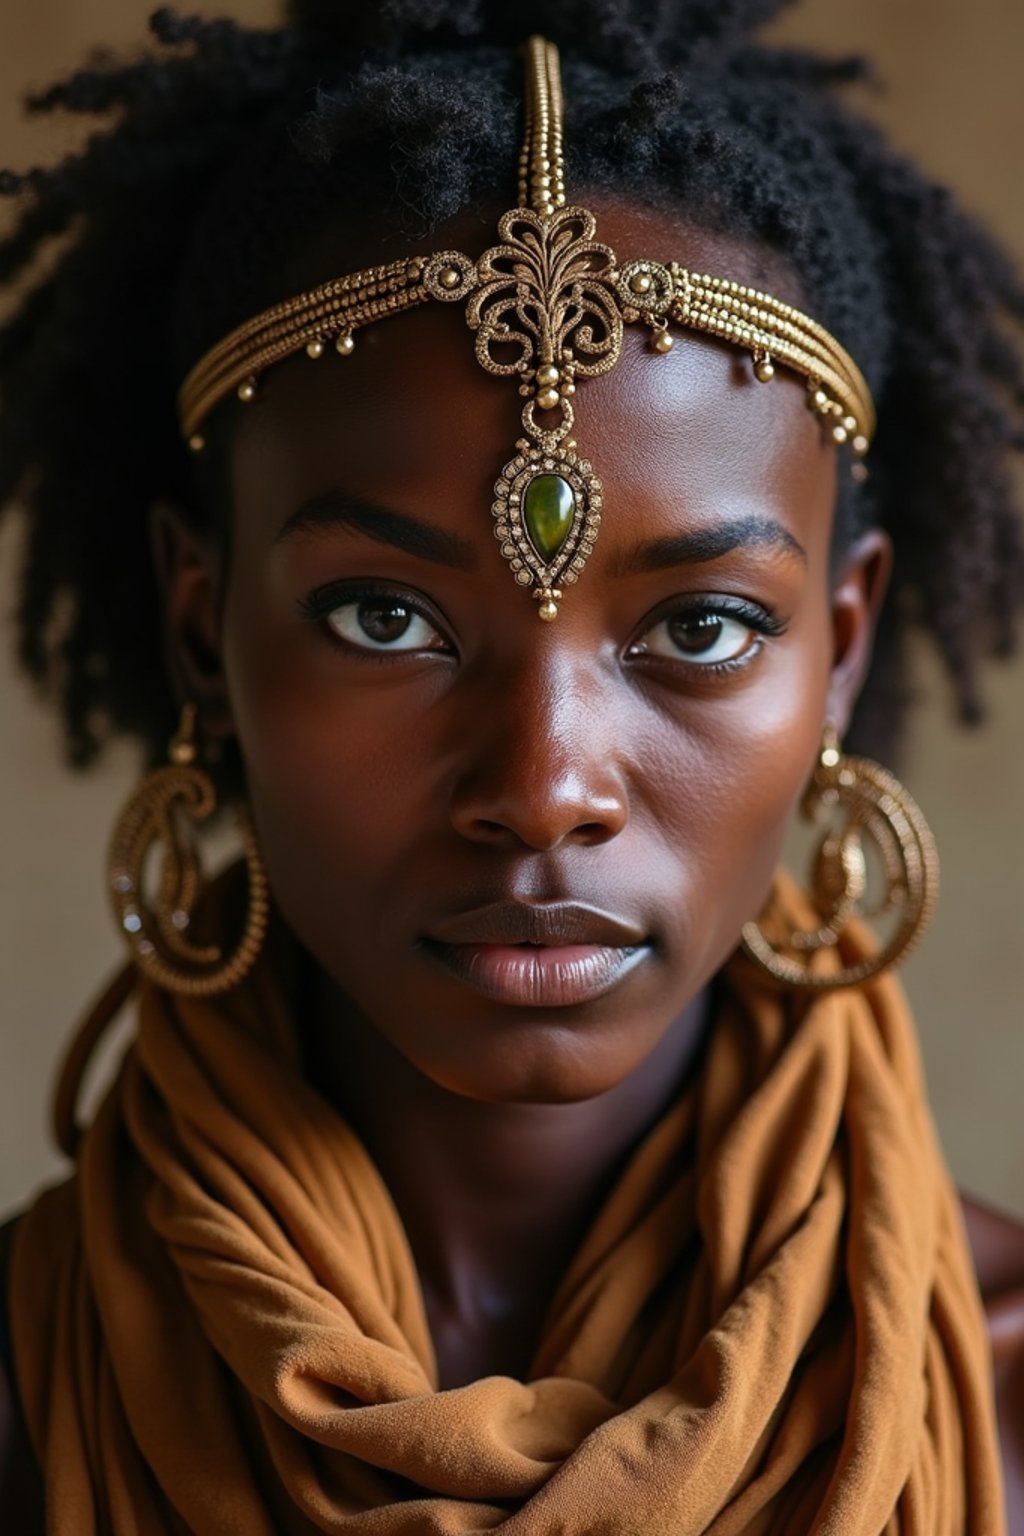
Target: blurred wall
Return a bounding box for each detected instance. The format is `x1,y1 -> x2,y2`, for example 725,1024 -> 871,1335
1,0 -> 1022,1217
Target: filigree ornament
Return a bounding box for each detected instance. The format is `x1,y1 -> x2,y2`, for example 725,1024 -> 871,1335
422,250 -> 478,303
469,207 -> 622,381
741,732 -> 939,990
108,708 -> 269,996
615,258 -> 683,325
110,763 -> 220,973
491,441 -> 603,621
450,207 -> 619,615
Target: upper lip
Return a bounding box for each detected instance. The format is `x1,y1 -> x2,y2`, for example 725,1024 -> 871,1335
426,901 -> 647,949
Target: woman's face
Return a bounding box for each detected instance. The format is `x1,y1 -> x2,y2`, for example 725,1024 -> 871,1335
169,203 -> 884,1104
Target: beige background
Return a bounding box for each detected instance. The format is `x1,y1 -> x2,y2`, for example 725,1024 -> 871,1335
1,1 -> 1022,1219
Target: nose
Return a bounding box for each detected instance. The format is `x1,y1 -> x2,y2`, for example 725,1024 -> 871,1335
447,657 -> 630,851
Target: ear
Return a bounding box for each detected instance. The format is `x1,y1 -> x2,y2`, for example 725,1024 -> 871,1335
826,528 -> 893,737
150,503 -> 234,742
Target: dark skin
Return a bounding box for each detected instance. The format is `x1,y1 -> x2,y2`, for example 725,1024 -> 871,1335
157,202 -> 890,1389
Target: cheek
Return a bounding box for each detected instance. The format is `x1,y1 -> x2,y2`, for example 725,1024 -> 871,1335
642,592 -> 833,948
218,568 -> 443,915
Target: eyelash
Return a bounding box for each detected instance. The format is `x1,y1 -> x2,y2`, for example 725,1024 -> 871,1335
625,595 -> 787,676
297,583 -> 786,673
297,581 -> 454,660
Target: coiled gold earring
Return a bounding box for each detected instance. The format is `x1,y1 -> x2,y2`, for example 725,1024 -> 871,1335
107,704 -> 268,996
741,726 -> 939,990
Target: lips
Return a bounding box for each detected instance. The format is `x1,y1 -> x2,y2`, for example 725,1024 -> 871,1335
422,901 -> 651,1007
428,900 -> 646,949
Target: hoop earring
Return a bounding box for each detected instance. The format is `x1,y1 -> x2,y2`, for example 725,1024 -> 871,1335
741,726 -> 939,991
107,704 -> 269,996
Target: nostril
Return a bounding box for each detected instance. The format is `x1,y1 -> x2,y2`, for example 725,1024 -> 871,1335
468,817 -> 621,851
574,821 -> 614,846
464,818 -> 521,846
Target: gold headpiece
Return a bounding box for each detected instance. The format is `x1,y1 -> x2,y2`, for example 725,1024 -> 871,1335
179,36 -> 875,621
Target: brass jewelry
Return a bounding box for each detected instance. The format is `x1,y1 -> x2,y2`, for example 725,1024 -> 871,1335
741,726 -> 939,990
107,704 -> 269,996
178,37 -> 875,618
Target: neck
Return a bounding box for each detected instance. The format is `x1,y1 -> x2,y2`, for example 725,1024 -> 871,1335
302,972 -> 711,1385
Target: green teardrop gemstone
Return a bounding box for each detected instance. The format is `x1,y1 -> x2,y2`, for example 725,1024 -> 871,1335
524,474 -> 575,562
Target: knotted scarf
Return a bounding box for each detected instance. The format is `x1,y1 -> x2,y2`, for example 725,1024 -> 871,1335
8,878 -> 1005,1534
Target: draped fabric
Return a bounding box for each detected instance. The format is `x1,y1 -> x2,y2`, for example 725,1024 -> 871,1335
9,879 -> 1005,1534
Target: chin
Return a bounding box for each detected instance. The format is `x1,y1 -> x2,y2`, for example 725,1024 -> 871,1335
400,1018 -> 653,1107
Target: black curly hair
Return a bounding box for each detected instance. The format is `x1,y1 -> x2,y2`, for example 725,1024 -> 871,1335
2,0 -> 1022,771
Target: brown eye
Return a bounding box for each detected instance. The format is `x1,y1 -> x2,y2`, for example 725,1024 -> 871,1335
358,600 -> 413,643
633,610 -> 758,666
326,597 -> 445,652
669,613 -> 733,656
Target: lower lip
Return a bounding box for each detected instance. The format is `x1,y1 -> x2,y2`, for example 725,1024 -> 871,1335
422,941 -> 650,1007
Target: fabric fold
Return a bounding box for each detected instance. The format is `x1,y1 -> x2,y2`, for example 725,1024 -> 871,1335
9,875 -> 1004,1533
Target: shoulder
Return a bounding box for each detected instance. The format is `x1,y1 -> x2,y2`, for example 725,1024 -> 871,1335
962,1193 -> 1024,1531
0,1216 -> 44,1534
963,1193 -> 1024,1300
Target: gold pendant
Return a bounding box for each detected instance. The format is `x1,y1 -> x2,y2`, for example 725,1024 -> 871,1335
492,438 -> 602,621
429,206 -> 624,619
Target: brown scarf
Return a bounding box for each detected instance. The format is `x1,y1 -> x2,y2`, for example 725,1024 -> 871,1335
9,879 -> 1004,1534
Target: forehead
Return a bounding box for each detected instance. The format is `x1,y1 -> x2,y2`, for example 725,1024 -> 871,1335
228,200 -> 837,566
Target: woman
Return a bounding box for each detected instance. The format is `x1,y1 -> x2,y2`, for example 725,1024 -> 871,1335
1,0 -> 1022,1529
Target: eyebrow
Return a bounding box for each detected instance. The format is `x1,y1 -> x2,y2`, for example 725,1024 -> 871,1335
274,491 -> 477,570
277,493 -> 805,578
608,514 -> 807,577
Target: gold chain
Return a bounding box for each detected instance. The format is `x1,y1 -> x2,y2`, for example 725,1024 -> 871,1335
179,256 -> 432,443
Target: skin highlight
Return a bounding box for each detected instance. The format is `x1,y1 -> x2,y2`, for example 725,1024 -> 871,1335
157,204 -> 890,1386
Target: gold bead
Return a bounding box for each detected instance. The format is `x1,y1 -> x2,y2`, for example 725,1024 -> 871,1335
439,266 -> 461,290
306,339 -> 325,359
335,333 -> 355,356
832,424 -> 849,445
237,379 -> 257,403
537,387 -> 560,410
537,363 -> 560,387
630,271 -> 653,295
842,415 -> 858,433
561,381 -> 576,395
653,329 -> 675,354
812,388 -> 828,410
187,433 -> 205,454
169,706 -> 198,766
754,356 -> 775,383
169,738 -> 196,766
538,599 -> 558,622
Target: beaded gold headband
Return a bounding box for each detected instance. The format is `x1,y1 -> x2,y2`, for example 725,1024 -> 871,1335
179,36 -> 875,621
